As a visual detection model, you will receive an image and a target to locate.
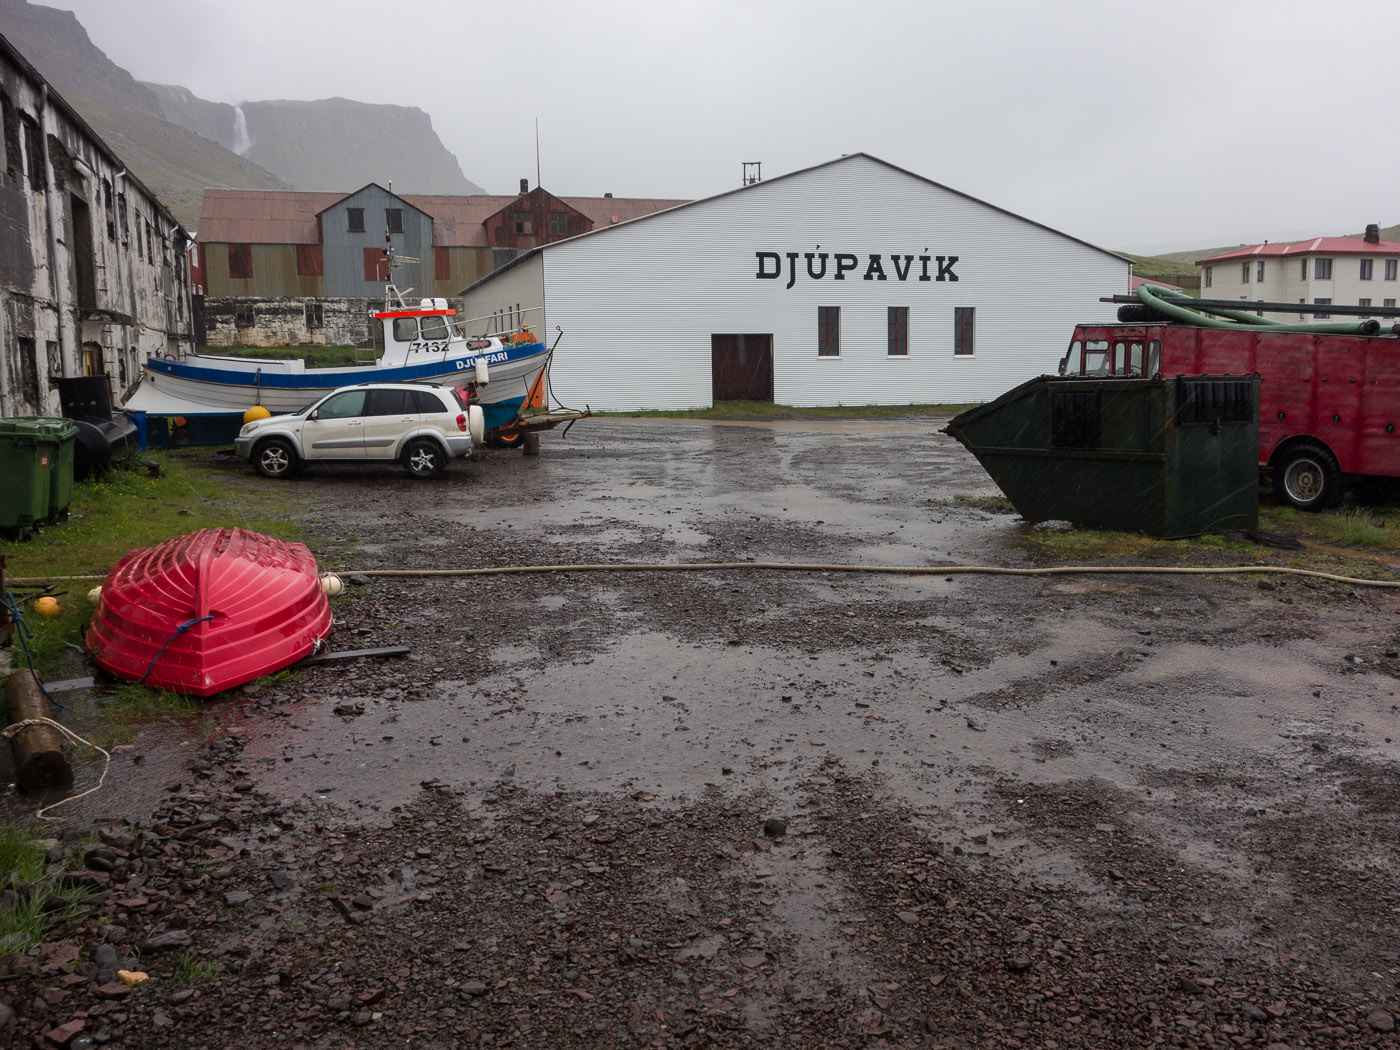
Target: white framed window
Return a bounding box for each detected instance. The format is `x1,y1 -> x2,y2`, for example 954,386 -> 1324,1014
1360,258 -> 1374,280
1314,258 -> 1333,280
953,307 -> 975,356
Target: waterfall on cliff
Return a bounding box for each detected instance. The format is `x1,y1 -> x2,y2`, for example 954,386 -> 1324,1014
232,104 -> 251,155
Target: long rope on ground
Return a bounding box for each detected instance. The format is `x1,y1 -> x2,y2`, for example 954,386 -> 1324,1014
12,561 -> 1399,587
0,717 -> 111,821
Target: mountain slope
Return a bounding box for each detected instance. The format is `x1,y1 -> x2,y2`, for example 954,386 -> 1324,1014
140,86 -> 485,196
241,98 -> 483,196
4,0 -> 484,230
1,0 -> 287,228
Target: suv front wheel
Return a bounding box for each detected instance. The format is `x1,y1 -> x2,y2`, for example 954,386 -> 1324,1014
254,438 -> 299,480
402,438 -> 446,479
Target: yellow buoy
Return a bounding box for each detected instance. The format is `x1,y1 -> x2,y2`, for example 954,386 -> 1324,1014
33,596 -> 61,618
320,573 -> 344,597
243,404 -> 271,424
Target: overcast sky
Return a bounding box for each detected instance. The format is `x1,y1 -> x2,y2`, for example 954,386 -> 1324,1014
40,0 -> 1400,254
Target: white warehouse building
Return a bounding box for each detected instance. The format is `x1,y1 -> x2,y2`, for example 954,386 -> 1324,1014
460,154 -> 1128,410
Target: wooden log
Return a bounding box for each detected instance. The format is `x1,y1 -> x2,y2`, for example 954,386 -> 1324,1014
4,670 -> 73,792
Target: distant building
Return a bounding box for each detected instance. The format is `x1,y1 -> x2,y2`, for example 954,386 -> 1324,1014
1197,225 -> 1400,322
0,31 -> 194,417
459,153 -> 1128,410
194,182 -> 685,348
1129,275 -> 1185,293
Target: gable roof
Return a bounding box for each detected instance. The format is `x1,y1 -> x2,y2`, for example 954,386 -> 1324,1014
316,183 -> 434,222
466,152 -> 1129,291
198,188 -> 688,245
1197,236 -> 1400,265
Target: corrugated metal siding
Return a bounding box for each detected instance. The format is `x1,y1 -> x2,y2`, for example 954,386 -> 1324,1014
460,254 -> 545,337
524,156 -> 1124,411
431,246 -> 493,298
320,185 -> 433,298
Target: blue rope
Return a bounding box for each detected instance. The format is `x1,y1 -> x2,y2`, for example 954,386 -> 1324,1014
132,614 -> 215,687
1,589 -> 68,710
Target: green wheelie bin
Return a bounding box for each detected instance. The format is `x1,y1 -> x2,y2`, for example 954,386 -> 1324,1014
0,418 -> 54,534
30,417 -> 79,521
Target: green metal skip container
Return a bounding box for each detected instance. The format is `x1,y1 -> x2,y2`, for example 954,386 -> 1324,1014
0,417 -> 79,533
943,375 -> 1260,539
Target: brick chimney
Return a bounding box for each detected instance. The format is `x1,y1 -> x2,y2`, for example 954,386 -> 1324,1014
520,178 -> 529,194
1365,223 -> 1380,244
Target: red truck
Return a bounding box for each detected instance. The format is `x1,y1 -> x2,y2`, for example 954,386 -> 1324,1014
1057,320 -> 1400,510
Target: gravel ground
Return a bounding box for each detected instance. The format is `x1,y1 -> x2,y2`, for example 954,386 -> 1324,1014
2,418 -> 1398,1049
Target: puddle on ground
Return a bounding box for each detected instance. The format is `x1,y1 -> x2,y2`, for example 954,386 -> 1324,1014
227,615 -> 1390,830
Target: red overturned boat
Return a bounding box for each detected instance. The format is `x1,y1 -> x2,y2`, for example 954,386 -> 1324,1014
87,528 -> 332,696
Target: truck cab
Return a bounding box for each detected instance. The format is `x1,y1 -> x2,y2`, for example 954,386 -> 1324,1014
1055,321 -> 1400,510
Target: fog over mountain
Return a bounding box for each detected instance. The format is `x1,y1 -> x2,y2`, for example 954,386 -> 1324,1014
1,0 -> 483,229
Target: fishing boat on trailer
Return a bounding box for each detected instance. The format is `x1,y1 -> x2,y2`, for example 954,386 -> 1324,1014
87,528 -> 333,697
123,256 -> 554,435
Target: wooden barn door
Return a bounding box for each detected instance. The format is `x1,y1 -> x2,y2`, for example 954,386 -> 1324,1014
711,334 -> 773,402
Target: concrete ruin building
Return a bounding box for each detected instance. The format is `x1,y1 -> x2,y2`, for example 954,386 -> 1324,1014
0,31 -> 194,417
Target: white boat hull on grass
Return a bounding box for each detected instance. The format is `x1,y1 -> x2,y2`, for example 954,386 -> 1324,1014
124,340 -> 549,429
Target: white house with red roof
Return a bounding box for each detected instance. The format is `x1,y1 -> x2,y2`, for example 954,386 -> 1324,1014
1197,224 -> 1400,322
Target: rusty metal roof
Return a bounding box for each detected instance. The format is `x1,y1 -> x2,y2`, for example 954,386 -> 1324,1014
198,188 -> 688,245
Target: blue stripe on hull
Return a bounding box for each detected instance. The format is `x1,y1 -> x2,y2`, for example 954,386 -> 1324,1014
148,342 -> 546,390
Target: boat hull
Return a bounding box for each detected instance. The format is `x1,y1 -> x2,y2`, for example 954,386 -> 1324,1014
87,528 -> 332,696
123,340 -> 550,423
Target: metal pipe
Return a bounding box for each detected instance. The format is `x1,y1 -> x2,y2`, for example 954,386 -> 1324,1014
0,289 -> 10,416
39,84 -> 76,393
1136,285 -> 1382,336
1106,294 -> 1400,320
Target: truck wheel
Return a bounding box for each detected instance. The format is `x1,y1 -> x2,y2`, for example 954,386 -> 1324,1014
254,438 -> 298,480
1273,442 -> 1342,510
490,432 -> 523,449
402,438 -> 446,479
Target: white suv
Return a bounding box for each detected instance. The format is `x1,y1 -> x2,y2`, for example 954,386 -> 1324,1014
234,383 -> 485,480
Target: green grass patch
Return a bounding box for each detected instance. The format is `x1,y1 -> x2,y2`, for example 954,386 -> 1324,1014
0,823 -> 89,954
0,884 -> 90,953
91,684 -> 200,747
950,495 -> 1018,514
600,401 -> 979,421
5,453 -> 305,581
1265,504 -> 1400,550
1021,525 -> 1174,561
201,344 -> 373,368
0,823 -> 46,884
167,949 -> 222,987
3,453 -> 308,681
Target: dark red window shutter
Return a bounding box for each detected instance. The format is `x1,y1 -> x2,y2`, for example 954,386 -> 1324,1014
363,246 -> 389,282
228,243 -> 252,279
297,244 -> 324,276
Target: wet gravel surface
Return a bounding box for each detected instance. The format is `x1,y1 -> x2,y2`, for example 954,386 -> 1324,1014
3,418 -> 1400,1048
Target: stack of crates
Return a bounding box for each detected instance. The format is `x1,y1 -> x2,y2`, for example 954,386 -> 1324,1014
0,417 -> 80,537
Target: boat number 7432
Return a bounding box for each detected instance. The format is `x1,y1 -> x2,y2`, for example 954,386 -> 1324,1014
408,340 -> 449,354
